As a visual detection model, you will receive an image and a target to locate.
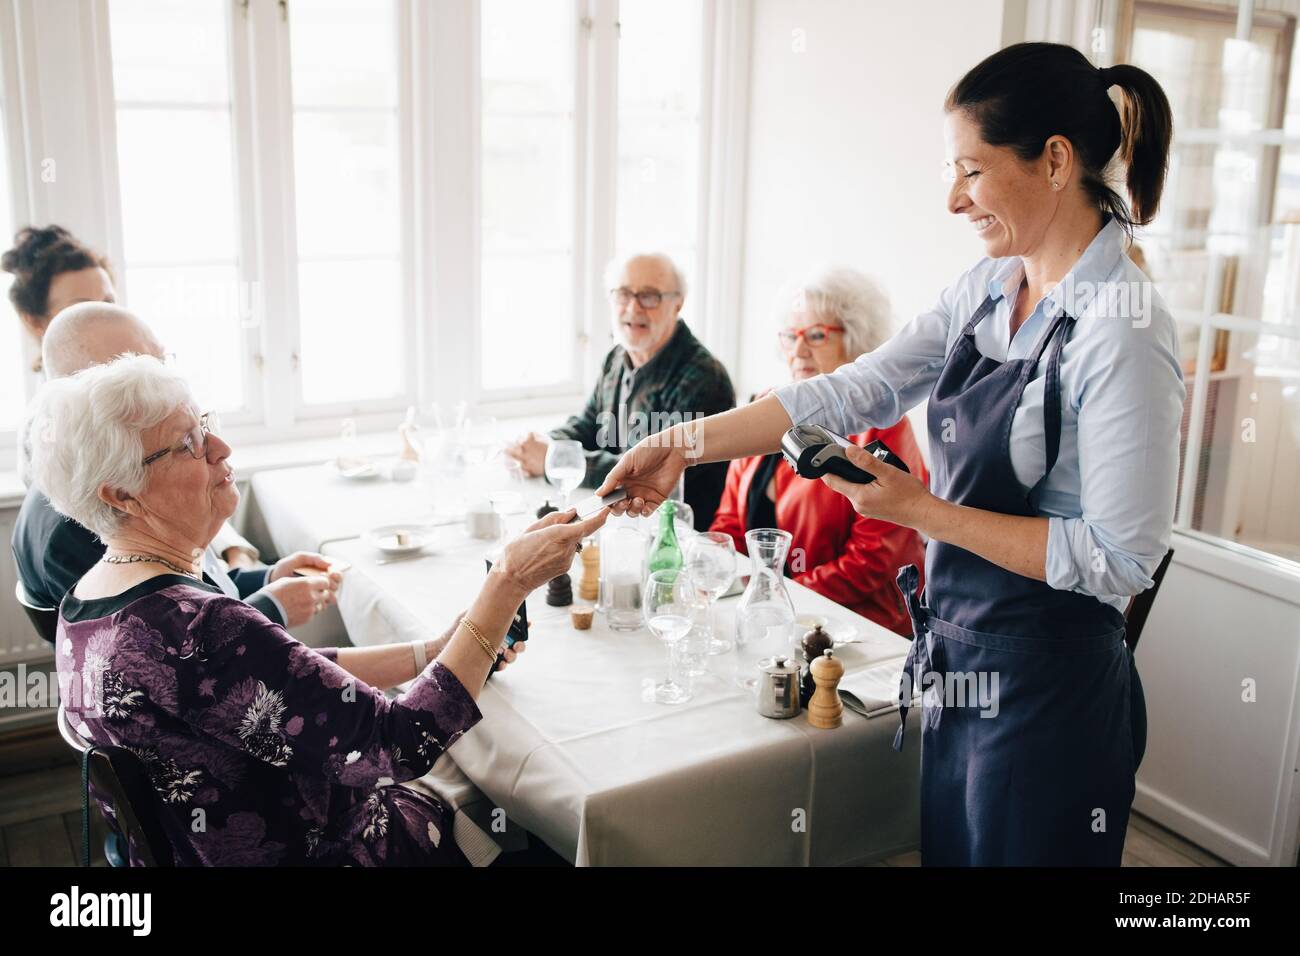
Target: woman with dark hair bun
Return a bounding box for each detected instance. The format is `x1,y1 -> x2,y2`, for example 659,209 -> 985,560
599,42 -> 1185,865
1,224 -> 114,370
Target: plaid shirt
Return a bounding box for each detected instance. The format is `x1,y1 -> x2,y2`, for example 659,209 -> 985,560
550,319 -> 736,529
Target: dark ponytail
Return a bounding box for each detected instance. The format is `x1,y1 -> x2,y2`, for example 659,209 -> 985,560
946,42 -> 1174,232
0,224 -> 112,321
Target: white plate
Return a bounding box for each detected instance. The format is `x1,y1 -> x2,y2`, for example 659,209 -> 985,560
365,524 -> 431,555
794,612 -> 861,646
332,456 -> 380,481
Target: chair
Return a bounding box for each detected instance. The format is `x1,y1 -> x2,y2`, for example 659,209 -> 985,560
1124,548 -> 1175,653
13,579 -> 58,644
56,704 -> 174,867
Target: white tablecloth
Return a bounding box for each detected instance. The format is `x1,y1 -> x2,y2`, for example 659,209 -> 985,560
245,460 -> 921,865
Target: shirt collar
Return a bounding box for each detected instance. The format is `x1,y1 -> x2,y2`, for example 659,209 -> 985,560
984,216 -> 1127,318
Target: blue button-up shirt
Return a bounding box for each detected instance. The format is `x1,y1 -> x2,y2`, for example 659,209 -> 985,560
774,218 -> 1186,611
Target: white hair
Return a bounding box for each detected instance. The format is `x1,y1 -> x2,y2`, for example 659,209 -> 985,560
602,251 -> 688,301
775,266 -> 893,359
27,354 -> 194,541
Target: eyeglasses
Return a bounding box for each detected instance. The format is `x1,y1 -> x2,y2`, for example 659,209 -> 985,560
777,324 -> 845,351
608,287 -> 682,310
142,412 -> 217,467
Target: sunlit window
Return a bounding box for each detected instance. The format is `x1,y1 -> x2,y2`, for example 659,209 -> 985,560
616,0 -> 703,296
0,55 -> 22,433
109,0 -> 246,415
288,0 -> 404,406
480,0 -> 576,393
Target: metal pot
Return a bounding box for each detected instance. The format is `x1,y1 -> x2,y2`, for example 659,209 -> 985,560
756,655 -> 802,719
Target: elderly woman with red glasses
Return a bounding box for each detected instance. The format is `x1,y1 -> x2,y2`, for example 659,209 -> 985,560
709,267 -> 927,635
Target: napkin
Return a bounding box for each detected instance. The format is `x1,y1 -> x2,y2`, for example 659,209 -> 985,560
838,657 -> 918,718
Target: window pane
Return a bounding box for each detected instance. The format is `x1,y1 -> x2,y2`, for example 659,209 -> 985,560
288,0 -> 404,407
0,274 -> 25,433
108,0 -> 230,103
481,0 -> 572,113
1179,321 -> 1300,563
285,0 -> 397,109
0,86 -> 23,432
482,117 -> 571,253
114,110 -> 239,262
480,253 -> 572,391
110,0 -> 247,416
480,0 -> 575,391
123,263 -> 245,414
292,112 -> 399,259
297,258 -> 402,404
616,0 -> 701,290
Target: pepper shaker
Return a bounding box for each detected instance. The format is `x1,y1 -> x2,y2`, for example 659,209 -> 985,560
808,648 -> 844,729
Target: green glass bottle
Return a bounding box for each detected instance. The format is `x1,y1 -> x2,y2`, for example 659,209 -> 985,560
647,500 -> 683,574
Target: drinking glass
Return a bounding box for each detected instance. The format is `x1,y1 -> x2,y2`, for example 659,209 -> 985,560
644,569 -> 693,705
545,439 -> 586,506
683,531 -> 737,655
674,571 -> 711,679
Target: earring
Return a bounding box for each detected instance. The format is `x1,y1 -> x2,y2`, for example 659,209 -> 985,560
1052,181 -> 1062,191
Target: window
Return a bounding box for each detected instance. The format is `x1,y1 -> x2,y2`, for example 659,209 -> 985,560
616,0 -> 704,295
0,0 -> 729,460
0,43 -> 21,434
108,0 -> 248,417
287,0 -> 406,406
1118,1 -> 1300,565
479,0 -> 577,393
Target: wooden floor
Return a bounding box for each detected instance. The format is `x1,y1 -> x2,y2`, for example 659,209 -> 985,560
0,753 -> 1230,867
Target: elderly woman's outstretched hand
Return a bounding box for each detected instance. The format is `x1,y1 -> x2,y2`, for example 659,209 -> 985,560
494,507 -> 610,595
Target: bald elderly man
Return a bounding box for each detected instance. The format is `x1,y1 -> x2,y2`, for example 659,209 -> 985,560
506,252 -> 735,529
12,302 -> 337,632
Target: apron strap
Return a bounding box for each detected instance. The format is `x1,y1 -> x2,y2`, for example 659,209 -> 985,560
959,294 -> 1000,338
1027,312 -> 1075,508
892,563 -> 928,752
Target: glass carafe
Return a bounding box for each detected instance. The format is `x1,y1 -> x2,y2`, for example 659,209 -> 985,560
734,528 -> 796,690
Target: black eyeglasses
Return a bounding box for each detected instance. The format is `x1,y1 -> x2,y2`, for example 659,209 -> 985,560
608,287 -> 682,310
142,412 -> 216,467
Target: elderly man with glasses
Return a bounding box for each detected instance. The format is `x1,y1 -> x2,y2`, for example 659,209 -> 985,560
506,252 -> 735,529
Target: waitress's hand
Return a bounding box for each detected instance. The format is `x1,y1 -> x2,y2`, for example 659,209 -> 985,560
595,430 -> 689,517
821,444 -> 936,530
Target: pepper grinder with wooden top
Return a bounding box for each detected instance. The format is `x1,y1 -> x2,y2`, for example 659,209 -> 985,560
807,648 -> 844,729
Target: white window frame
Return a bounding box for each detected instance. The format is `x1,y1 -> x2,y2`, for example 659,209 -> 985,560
0,0 -> 751,463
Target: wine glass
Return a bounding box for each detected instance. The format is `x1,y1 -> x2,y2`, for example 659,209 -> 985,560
459,415 -> 500,469
683,531 -> 736,655
644,569 -> 694,705
545,439 -> 586,507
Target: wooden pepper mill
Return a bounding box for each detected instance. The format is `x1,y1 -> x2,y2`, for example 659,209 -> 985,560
578,540 -> 600,602
537,502 -> 574,606
808,648 -> 844,729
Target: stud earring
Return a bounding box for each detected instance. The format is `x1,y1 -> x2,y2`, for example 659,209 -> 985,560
1052,181 -> 1062,191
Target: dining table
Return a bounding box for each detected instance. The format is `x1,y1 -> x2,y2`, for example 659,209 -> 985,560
242,451 -> 921,866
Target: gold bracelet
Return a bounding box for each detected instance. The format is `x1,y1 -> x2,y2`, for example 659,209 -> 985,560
459,617 -> 499,663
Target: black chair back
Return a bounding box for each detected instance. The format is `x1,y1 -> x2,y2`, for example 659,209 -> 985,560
57,705 -> 175,867
1124,548 -> 1175,653
13,579 -> 58,644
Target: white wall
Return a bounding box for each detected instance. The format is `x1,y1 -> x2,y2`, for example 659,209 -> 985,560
736,0 -> 1009,424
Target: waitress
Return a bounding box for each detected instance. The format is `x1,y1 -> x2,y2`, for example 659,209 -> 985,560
597,42 -> 1184,866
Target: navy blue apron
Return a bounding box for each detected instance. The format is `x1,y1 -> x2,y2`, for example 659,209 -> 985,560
893,294 -> 1147,866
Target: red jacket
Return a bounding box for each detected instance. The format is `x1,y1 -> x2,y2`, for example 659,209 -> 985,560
710,417 -> 928,637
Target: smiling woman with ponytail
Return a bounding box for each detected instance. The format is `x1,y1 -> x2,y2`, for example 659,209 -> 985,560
596,41 -> 1186,866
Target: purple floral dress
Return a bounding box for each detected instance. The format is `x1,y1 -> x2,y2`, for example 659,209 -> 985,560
57,574 -> 482,866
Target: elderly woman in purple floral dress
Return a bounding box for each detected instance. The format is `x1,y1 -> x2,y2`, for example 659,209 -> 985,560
28,354 -> 608,866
